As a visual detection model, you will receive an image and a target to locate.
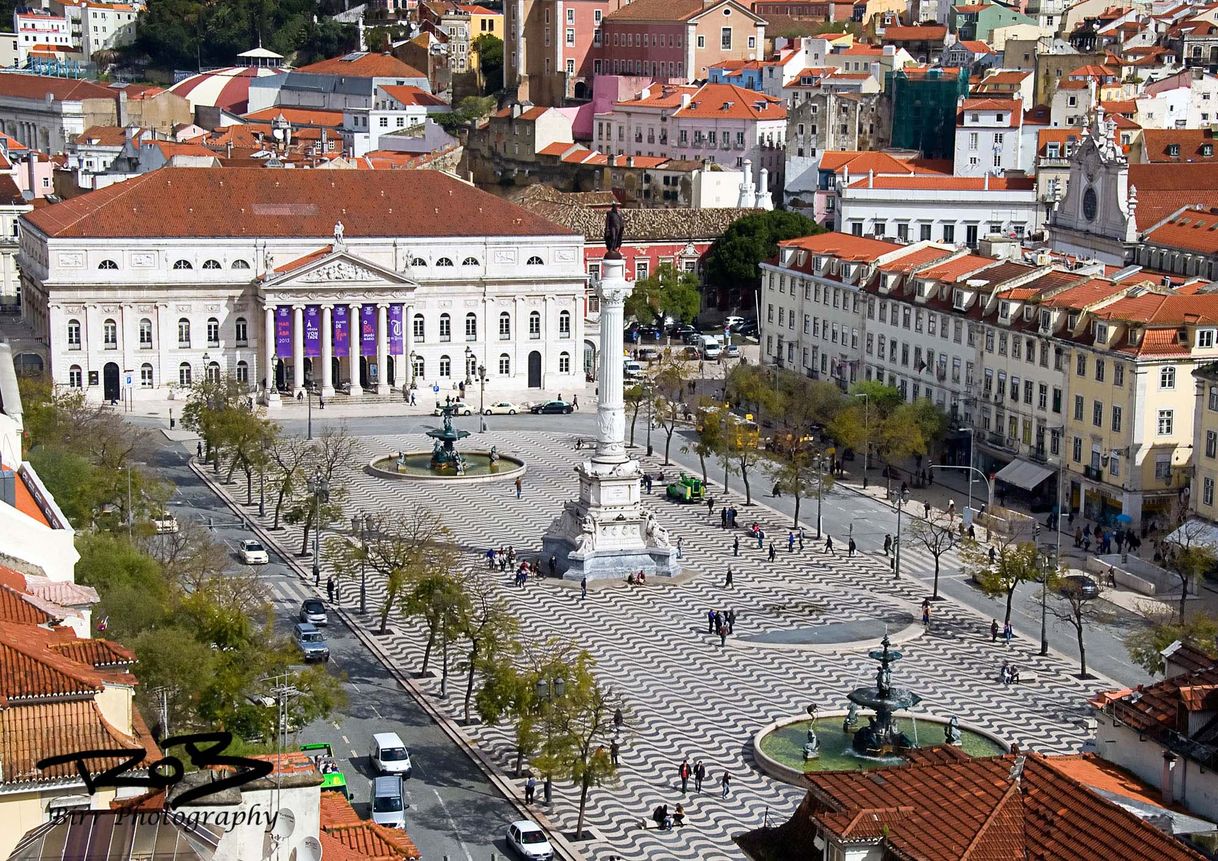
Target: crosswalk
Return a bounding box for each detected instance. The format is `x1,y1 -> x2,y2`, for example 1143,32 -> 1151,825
218,429 -> 1108,861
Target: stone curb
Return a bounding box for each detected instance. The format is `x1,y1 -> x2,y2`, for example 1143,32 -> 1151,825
732,619 -> 925,654
188,458 -> 586,861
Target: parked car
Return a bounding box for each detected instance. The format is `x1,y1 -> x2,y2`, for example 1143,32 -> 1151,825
152,513 -> 179,534
682,331 -> 704,345
299,598 -> 328,626
292,623 -> 330,662
370,731 -> 413,777
671,323 -> 696,339
238,539 -> 269,565
483,401 -> 520,415
736,320 -> 759,337
530,400 -> 574,415
637,347 -> 661,362
434,399 -> 473,416
371,775 -> 406,829
724,315 -> 745,329
723,344 -> 741,358
1059,574 -> 1100,600
506,820 -> 554,861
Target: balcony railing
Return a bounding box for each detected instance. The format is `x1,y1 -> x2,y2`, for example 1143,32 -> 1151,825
1083,465 -> 1102,481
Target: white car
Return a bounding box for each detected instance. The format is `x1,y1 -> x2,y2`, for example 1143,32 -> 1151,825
434,399 -> 473,416
506,820 -> 553,861
483,401 -> 520,415
724,315 -> 745,329
238,539 -> 269,565
152,514 -> 179,534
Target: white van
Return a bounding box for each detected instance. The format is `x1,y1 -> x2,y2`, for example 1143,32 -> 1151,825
700,336 -> 722,359
370,731 -> 413,777
623,358 -> 644,380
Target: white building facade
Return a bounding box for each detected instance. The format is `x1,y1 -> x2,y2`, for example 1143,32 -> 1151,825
18,168 -> 587,405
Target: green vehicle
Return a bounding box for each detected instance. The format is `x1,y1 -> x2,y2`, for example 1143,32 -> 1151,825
666,473 -> 705,503
300,742 -> 349,796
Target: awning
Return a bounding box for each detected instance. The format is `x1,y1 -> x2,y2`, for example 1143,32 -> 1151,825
993,458 -> 1054,491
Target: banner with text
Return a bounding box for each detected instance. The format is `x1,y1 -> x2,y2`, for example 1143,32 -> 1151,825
389,305 -> 404,354
360,305 -> 376,357
333,306 -> 349,356
303,306 -> 321,358
275,307 -> 292,359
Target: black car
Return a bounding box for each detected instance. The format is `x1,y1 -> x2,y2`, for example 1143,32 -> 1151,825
736,320 -> 759,337
531,400 -> 574,415
671,324 -> 696,338
1059,574 -> 1100,600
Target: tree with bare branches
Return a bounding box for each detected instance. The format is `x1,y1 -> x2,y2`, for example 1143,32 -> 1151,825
1159,519 -> 1217,622
909,513 -> 957,599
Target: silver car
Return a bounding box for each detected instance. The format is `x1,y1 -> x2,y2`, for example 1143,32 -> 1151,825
299,598 -> 328,626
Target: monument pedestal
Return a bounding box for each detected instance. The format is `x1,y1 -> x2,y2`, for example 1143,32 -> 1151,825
541,253 -> 678,581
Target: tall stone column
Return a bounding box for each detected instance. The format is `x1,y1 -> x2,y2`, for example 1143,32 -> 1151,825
593,258 -> 629,467
264,304 -> 279,406
320,305 -> 334,397
292,305 -> 305,395
376,303 -> 390,395
348,303 -> 362,396
403,304 -> 415,390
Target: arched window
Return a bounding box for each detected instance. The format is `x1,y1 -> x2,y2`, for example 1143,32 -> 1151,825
173,259 -> 192,270
439,313 -> 451,342
526,255 -> 544,265
410,257 -> 427,267
207,317 -> 220,346
202,259 -> 221,270
498,353 -> 511,375
139,318 -> 152,348
206,361 -> 221,383
139,363 -> 153,388
234,317 -> 248,345
412,314 -> 425,342
499,312 -> 511,339
66,319 -> 81,349
412,354 -> 425,378
465,312 -> 477,341
236,360 -> 249,384
559,310 -> 571,338
178,362 -> 192,386
98,259 -> 118,270
177,318 -> 190,347
436,257 -> 454,267
529,311 -> 541,339
68,364 -> 82,388
102,318 -> 117,348
559,351 -> 571,374
462,257 -> 479,266
439,354 -> 452,377
231,259 -> 250,269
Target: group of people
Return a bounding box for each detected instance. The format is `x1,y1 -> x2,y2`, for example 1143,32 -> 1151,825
486,546 -> 518,571
989,618 -> 1014,645
648,758 -> 733,831
717,504 -> 741,529
626,570 -> 649,585
707,608 -> 737,646
999,660 -> 1022,685
1073,523 -> 1141,555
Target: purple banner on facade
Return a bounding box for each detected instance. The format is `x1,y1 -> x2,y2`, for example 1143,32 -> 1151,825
275,306 -> 292,358
333,305 -> 349,355
388,304 -> 404,354
304,305 -> 321,358
360,305 -> 377,357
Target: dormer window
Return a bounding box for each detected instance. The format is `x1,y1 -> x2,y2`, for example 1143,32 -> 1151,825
1068,312 -> 1079,329
1039,309 -> 1052,331
999,301 -> 1011,320
1204,144 -> 1214,157
1168,143 -> 1180,157
1094,322 -> 1108,343
1200,328 -> 1216,349
953,289 -> 967,311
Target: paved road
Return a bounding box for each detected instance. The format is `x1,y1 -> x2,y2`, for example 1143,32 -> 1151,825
143,436 -> 524,861
133,406 -> 1151,688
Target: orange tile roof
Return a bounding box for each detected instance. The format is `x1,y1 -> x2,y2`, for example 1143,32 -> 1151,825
878,245 -> 953,272
0,73 -> 113,102
1145,206 -> 1218,253
24,168 -> 576,240
779,231 -> 902,261
1040,278 -> 1124,309
274,245 -> 335,275
845,174 -> 1035,191
1096,293 -> 1218,327
3,698 -> 158,785
957,39 -> 993,53
603,0 -> 703,21
2,466 -> 50,527
242,107 -> 346,127
378,85 -> 448,107
294,52 -> 425,79
1131,162 -> 1218,229
492,104 -> 549,120
76,125 -> 133,147
49,638 -> 136,671
673,83 -> 785,120
818,150 -> 948,176
919,253 -> 995,282
319,790 -> 421,859
1140,128 -> 1218,163
883,24 -> 947,40
0,585 -> 58,627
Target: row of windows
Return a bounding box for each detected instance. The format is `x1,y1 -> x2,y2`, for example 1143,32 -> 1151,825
985,330 -> 1066,372
67,317 -> 248,350
67,361 -> 248,389
412,351 -> 573,378
413,310 -> 570,342
1071,352 -> 1131,387
96,255 -> 545,271
1070,395 -> 1124,433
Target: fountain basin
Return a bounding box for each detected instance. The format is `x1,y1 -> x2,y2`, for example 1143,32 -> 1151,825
753,713 -> 1008,785
367,452 -> 526,483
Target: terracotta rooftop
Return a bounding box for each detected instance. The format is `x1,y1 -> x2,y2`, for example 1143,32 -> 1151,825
818,150 -> 949,176
845,174 -> 1035,191
882,24 -> 947,40
674,83 -> 785,120
24,168 -> 576,240
1095,293 -> 1218,327
319,790 -> 421,859
0,73 -> 114,103
604,0 -> 717,21
1040,278 -> 1125,309
294,52 -> 425,79
3,698 -> 159,785
76,125 -> 135,147
778,231 -> 902,262
1145,206 -> 1218,254
877,245 -> 953,273
378,85 -> 448,107
242,107 -> 346,127
919,253 -> 996,282
804,751 -> 1207,861
0,584 -> 58,627
1140,128 -> 1218,163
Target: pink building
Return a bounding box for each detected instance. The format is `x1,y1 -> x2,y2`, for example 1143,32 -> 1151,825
505,0 -> 626,105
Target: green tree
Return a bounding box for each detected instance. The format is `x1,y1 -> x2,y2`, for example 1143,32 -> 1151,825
651,352 -> 689,464
625,383 -> 646,447
726,417 -> 763,505
1125,609 -> 1218,676
283,426 -> 355,555
136,0 -> 321,72
405,571 -> 468,687
625,263 -> 701,328
474,34 -> 504,94
703,211 -> 821,298
266,434 -> 311,531
456,574 -> 519,724
725,363 -> 781,425
75,532 -> 171,637
774,447 -> 832,531
961,538 -> 1041,627
684,398 -> 726,486
436,95 -> 497,133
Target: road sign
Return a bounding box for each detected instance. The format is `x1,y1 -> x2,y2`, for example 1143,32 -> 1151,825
124,374 -> 133,386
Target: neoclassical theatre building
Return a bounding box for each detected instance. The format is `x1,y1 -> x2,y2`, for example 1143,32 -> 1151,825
19,168 -> 588,405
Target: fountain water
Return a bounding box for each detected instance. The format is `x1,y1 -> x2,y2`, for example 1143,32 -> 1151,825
426,396 -> 472,474
847,634 -> 922,757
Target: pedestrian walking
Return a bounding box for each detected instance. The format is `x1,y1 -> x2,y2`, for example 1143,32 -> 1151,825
409,390 -> 417,406
724,567 -> 733,587
921,599 -> 930,628
824,535 -> 834,554
798,529 -> 805,551
719,624 -> 728,647
610,738 -> 620,766
767,542 -> 776,562
573,394 -> 579,409
990,619 -> 999,642
883,534 -> 892,556
707,609 -> 716,634
693,760 -> 706,792
968,524 -> 976,540
196,441 -> 203,459
720,772 -> 731,798
787,531 -> 795,552
707,497 -> 715,519
580,576 -> 587,600
721,508 -> 728,529
326,576 -> 335,603
679,758 -> 692,793
756,531 -> 764,549
514,476 -> 522,499
525,775 -> 536,804
923,501 -> 931,519
676,536 -> 684,559
1003,621 -> 1013,646
733,536 -> 740,556
848,537 -> 857,557
988,546 -> 997,563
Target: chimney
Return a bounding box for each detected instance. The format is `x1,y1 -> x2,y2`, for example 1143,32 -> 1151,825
116,88 -> 128,127
984,172 -> 990,190
641,85 -> 652,100
868,168 -> 874,188
680,93 -> 692,108
627,155 -> 634,167
755,167 -> 773,209
512,102 -> 522,118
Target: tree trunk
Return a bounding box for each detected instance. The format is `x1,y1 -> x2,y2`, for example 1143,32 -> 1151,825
932,556 -> 941,599
740,462 -> 752,504
245,468 -> 253,505
576,775 -> 592,842
723,456 -> 730,495
225,455 -> 238,484
300,511 -> 314,555
1179,575 -> 1189,623
698,451 -> 707,486
664,428 -> 674,465
273,484 -> 288,530
1004,586 -> 1015,626
793,492 -> 802,530
629,403 -> 640,446
421,625 -> 437,675
378,595 -> 393,634
463,641 -> 479,723
514,746 -> 525,778
1075,621 -> 1087,678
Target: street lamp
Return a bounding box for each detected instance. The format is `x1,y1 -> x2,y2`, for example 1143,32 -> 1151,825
307,469 -> 330,587
815,453 -> 827,539
409,351 -> 418,390
475,363 -> 488,430
893,488 -> 910,579
535,675 -> 567,804
464,345 -> 474,388
351,512 -> 373,615
258,432 -> 267,518
645,379 -> 654,458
